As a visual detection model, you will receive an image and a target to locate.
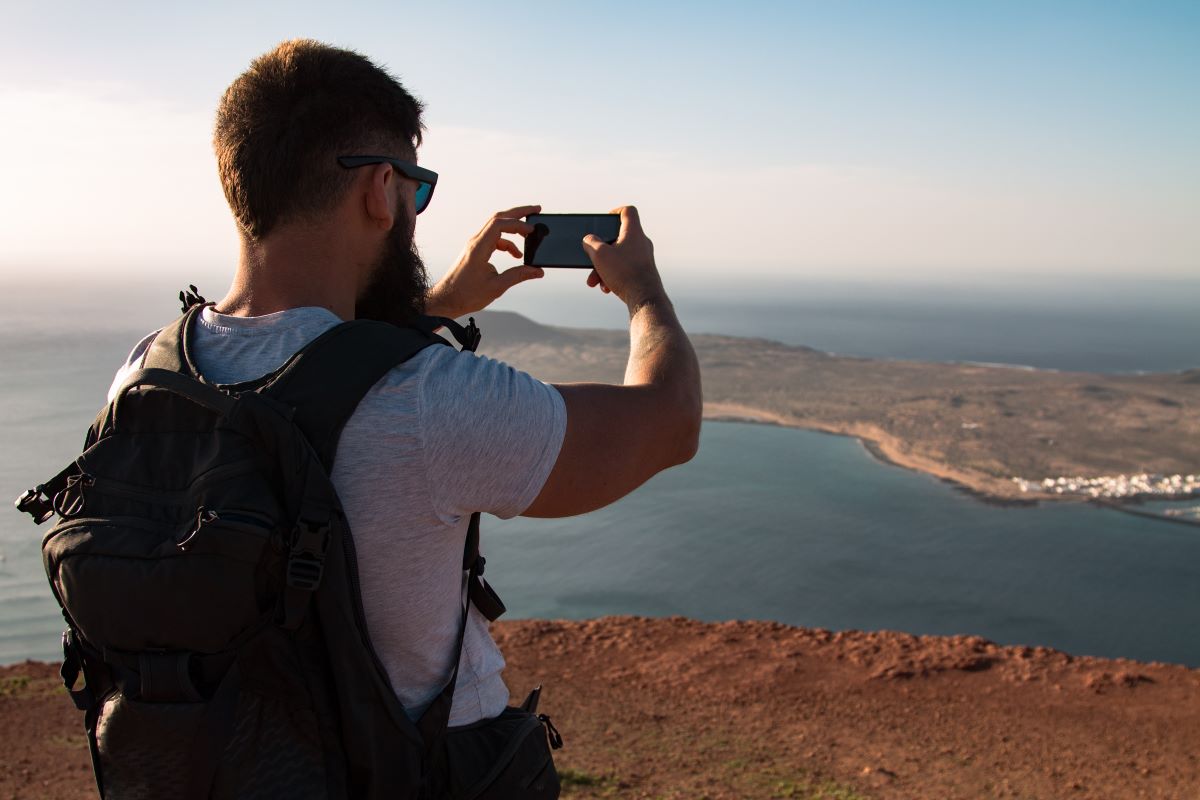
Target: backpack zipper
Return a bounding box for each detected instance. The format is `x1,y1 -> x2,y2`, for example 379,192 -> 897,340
49,514 -> 168,537
43,515 -> 178,586
52,473 -> 95,517
176,508 -> 219,551
177,508 -> 274,552
78,459 -> 260,505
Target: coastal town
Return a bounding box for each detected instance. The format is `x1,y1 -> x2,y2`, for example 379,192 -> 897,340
1012,472 -> 1200,499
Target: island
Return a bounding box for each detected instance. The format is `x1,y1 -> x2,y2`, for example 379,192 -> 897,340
471,311 -> 1200,506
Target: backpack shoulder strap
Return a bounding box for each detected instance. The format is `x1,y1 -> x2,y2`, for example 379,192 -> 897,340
262,319 -> 449,472
142,304 -> 207,375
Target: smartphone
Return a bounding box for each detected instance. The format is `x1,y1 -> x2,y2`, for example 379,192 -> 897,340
523,213 -> 620,268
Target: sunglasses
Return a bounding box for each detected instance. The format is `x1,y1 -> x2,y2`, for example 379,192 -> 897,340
337,155 -> 438,214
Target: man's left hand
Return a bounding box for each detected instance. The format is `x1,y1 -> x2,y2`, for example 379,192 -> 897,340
426,205 -> 545,319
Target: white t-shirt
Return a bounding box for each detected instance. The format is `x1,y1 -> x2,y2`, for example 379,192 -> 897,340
109,306 -> 567,725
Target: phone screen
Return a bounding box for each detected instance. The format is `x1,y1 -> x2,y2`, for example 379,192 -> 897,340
524,214 -> 620,268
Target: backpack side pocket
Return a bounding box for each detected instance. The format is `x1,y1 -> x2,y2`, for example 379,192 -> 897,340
445,707 -> 561,800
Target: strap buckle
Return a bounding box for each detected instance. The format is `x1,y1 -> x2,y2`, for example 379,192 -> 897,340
138,650 -> 202,703
286,519 -> 330,590
15,486 -> 56,525
16,464 -> 83,525
178,284 -> 207,313
419,315 -> 483,352
461,317 -> 482,353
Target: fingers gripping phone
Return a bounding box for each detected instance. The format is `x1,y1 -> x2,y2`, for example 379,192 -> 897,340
523,213 -> 620,268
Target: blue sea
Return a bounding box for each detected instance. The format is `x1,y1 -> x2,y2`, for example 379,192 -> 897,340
1,277 -> 1198,666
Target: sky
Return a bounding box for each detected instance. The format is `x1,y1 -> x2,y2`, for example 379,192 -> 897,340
0,0 -> 1197,291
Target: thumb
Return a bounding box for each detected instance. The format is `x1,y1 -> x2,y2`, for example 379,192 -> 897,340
498,264 -> 544,290
582,234 -> 603,252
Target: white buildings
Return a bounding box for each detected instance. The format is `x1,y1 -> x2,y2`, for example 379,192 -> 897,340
1012,473 -> 1200,499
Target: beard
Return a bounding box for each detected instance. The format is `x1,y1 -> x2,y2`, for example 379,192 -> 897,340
354,212 -> 429,327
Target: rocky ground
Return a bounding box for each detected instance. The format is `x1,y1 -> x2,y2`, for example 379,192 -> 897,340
3,616 -> 1198,799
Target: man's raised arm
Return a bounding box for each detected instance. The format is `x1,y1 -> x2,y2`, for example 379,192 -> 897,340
523,206 -> 702,518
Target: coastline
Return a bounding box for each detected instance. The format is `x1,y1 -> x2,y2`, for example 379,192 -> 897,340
704,402 -> 1048,506
704,402 -> 1200,511
6,616 -> 1198,799
479,311 -> 1200,512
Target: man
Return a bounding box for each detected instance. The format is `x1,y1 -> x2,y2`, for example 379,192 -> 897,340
112,37 -> 700,738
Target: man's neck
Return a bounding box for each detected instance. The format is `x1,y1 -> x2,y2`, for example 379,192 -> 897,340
216,227 -> 364,320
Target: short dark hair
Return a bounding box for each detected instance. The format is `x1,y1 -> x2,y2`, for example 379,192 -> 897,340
214,39 -> 425,240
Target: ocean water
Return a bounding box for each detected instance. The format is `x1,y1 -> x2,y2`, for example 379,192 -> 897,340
488,422 -> 1200,667
490,275 -> 1200,374
1,279 -> 1198,665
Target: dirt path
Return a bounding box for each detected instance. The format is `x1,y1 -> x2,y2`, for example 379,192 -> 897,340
3,616 -> 1198,799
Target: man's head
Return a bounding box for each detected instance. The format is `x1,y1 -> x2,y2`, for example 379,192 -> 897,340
214,39 -> 429,323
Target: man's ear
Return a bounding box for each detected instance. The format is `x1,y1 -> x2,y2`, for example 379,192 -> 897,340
363,163 -> 396,231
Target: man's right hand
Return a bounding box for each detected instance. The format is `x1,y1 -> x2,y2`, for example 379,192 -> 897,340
581,206 -> 667,314
425,205 -> 545,320
524,205 -> 703,519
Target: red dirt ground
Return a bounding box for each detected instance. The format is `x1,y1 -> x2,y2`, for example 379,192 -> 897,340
2,616 -> 1197,799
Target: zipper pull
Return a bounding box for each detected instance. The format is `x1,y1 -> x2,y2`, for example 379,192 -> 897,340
537,713 -> 563,750
177,508 -> 219,551
53,473 -> 95,518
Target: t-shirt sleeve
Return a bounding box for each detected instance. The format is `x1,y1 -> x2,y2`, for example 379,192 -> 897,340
419,347 -> 567,522
106,330 -> 161,403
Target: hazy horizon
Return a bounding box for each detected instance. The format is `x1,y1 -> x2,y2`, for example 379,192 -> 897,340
2,2 -> 1196,283
3,271 -> 1197,376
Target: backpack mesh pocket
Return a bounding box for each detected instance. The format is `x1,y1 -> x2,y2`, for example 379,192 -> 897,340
97,692 -> 208,799
97,685 -> 328,800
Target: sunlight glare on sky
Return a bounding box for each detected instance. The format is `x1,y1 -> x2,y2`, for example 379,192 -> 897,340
0,1 -> 1196,287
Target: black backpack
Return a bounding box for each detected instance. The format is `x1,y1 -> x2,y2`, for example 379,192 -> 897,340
15,297 -> 560,799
